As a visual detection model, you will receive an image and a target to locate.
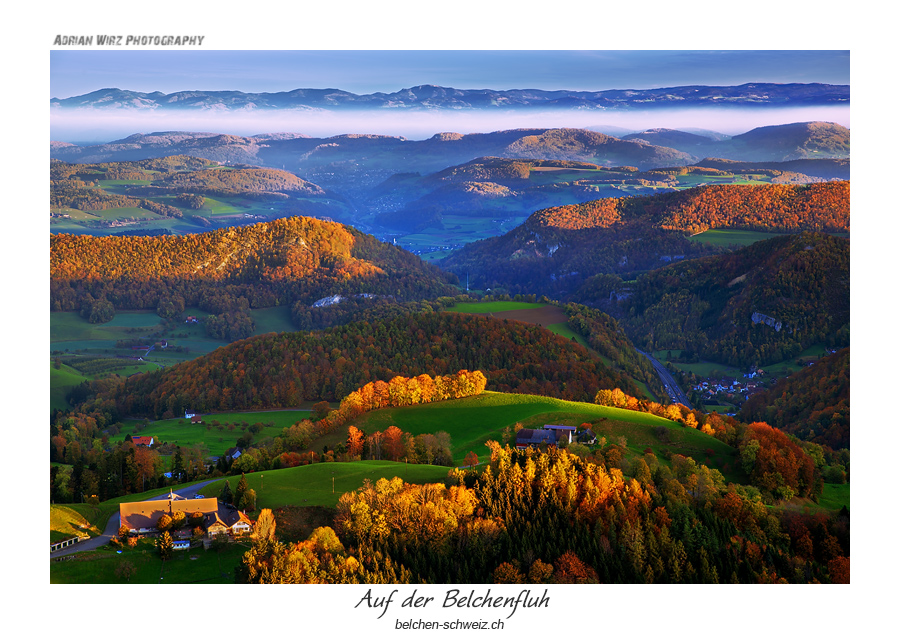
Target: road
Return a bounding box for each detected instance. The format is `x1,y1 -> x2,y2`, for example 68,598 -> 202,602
636,349 -> 691,407
50,479 -> 220,558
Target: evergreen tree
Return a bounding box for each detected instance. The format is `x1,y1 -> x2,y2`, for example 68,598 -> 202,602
235,473 -> 249,509
220,480 -> 233,504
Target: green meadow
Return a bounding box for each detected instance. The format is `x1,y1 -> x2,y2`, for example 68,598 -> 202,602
654,343 -> 832,382
109,410 -> 314,457
200,461 -> 453,508
446,301 -> 546,314
51,540 -> 249,584
688,228 -> 787,248
50,503 -> 117,544
320,391 -> 738,474
50,363 -> 88,411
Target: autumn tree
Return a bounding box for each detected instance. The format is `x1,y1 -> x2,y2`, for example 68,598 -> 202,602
156,530 -> 174,560
253,508 -> 277,542
347,426 -> 365,458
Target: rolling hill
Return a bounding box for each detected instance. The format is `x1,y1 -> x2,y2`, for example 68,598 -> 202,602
51,216 -> 459,338
623,122 -> 850,162
71,311 -> 653,419
439,181 -> 849,297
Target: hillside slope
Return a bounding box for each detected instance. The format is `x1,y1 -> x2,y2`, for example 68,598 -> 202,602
741,347 -> 849,449
621,232 -> 850,367
78,312 -> 648,418
440,182 -> 849,297
51,216 -> 459,337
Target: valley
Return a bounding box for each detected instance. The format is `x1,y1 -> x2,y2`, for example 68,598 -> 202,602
49,74 -> 851,586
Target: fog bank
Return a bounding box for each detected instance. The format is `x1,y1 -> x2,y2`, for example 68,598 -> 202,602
50,105 -> 850,144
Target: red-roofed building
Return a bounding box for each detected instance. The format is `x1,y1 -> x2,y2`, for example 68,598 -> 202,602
132,436 -> 154,448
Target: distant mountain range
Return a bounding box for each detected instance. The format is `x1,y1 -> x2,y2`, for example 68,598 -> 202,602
50,122 -> 850,175
51,83 -> 849,112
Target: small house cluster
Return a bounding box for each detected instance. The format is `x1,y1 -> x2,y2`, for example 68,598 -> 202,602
692,376 -> 771,404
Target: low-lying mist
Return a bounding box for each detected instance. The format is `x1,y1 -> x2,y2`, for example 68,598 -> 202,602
50,105 -> 850,145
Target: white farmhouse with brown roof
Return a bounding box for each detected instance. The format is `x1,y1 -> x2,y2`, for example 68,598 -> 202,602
205,508 -> 253,537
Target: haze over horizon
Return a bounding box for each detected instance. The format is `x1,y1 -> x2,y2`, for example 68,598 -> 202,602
49,50 -> 849,143
51,104 -> 851,145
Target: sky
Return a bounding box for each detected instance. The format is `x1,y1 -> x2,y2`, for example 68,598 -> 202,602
49,50 -> 850,98
49,50 -> 851,142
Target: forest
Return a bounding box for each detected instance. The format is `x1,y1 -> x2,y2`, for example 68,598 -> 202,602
620,232 -> 849,367
740,348 -> 850,450
50,216 -> 459,339
236,444 -> 848,584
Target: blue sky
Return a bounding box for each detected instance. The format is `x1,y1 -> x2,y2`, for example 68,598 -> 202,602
50,50 -> 849,98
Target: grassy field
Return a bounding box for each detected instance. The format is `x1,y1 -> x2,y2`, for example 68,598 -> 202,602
109,410 -> 314,457
545,322 -> 590,348
316,392 -> 739,475
199,461 -> 453,508
50,307 -> 303,397
687,228 -> 787,248
50,503 -> 117,543
50,540 -> 249,584
814,483 -> 851,511
50,362 -> 87,411
446,301 -> 546,314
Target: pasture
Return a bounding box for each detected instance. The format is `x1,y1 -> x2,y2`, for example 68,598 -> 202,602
446,301 -> 546,314
108,410 -> 314,457
654,343 -> 833,382
327,391 -> 739,474
50,540 -> 248,584
687,228 -> 787,248
50,362 -> 88,411
50,503 -> 117,543
199,461 -> 453,508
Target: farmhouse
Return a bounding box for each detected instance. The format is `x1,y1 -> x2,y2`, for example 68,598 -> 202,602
515,424 -> 583,449
184,409 -> 197,419
119,490 -> 218,534
131,436 -> 154,448
542,425 -> 576,444
205,508 -> 253,537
